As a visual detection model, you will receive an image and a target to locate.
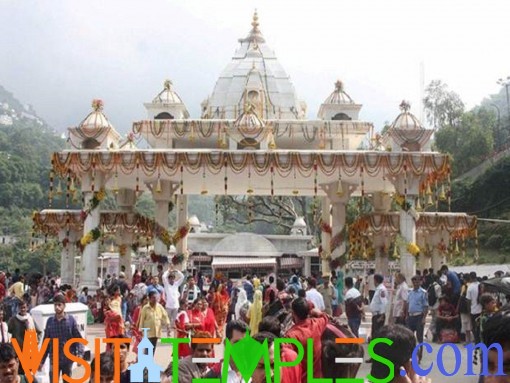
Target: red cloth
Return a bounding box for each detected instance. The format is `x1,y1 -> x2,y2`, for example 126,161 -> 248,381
176,311 -> 191,358
202,308 -> 216,337
187,309 -> 204,332
285,315 -> 328,383
281,345 -> 303,383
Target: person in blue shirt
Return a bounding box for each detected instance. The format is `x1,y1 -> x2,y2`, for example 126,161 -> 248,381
440,265 -> 461,297
404,275 -> 428,364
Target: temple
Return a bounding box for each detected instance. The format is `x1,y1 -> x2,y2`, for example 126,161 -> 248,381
33,11 -> 476,291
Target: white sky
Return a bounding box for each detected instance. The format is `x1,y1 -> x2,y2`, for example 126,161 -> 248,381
1,0 -> 509,134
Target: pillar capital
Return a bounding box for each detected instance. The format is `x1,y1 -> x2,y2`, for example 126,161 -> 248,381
320,180 -> 356,204
80,171 -> 105,193
390,173 -> 421,196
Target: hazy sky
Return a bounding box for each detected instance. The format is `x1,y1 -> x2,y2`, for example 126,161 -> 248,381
1,0 -> 509,134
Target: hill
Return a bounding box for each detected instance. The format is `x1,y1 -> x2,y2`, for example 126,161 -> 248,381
452,156 -> 510,264
0,85 -> 65,272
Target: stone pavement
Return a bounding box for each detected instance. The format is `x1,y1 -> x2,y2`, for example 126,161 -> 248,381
72,314 -> 479,382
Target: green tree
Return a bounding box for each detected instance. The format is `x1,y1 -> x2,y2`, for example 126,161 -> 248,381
423,80 -> 465,129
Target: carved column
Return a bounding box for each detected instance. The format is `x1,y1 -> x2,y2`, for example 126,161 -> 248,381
59,229 -> 78,286
152,181 -> 174,258
320,196 -> 332,276
176,194 -> 189,270
116,189 -> 137,283
80,172 -> 104,294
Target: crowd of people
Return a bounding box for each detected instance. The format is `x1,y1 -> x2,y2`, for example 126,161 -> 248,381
0,264 -> 509,383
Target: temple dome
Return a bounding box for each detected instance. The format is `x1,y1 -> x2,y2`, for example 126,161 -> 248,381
390,100 -> 424,130
212,233 -> 279,255
323,80 -> 355,105
144,80 -> 189,119
79,99 -> 114,129
69,100 -> 122,150
201,11 -> 306,120
317,80 -> 362,120
152,80 -> 184,105
383,101 -> 433,152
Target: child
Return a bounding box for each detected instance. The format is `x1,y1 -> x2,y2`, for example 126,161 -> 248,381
478,293 -> 498,342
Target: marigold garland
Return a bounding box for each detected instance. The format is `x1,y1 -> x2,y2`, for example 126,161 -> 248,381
77,227 -> 101,252
407,242 -> 420,256
81,188 -> 106,220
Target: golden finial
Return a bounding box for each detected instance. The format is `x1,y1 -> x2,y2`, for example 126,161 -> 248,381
335,80 -> 344,92
91,99 -> 104,112
399,100 -> 411,112
164,79 -> 172,90
251,9 -> 259,31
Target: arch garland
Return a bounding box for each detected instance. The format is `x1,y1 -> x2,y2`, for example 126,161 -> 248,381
51,151 -> 450,190
132,119 -> 373,145
32,210 -> 190,253
347,212 -> 478,260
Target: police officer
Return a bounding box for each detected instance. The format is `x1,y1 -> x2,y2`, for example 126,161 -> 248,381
404,275 -> 428,363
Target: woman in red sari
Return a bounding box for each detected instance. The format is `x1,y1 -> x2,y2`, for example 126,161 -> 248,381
131,295 -> 148,353
187,298 -> 205,332
212,284 -> 230,338
201,298 -> 218,337
104,287 -> 125,340
175,299 -> 192,358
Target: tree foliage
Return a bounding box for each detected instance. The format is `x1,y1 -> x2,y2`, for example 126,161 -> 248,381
423,80 -> 465,130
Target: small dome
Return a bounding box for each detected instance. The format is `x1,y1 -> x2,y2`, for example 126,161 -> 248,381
323,80 -> 355,105
78,99 -> 114,129
188,215 -> 200,226
293,217 -> 307,228
213,233 -> 278,254
390,101 -> 424,130
152,80 -> 184,105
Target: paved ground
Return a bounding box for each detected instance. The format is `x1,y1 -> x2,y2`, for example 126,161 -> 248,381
70,312 -> 479,382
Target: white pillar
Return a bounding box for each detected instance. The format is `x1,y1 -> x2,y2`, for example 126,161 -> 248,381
373,235 -> 390,277
371,192 -> 392,278
116,189 -> 137,283
80,172 -> 104,294
176,194 -> 189,269
152,181 -> 174,258
399,207 -> 417,282
431,232 -> 447,272
59,230 -> 78,286
117,229 -> 134,283
303,256 -> 311,276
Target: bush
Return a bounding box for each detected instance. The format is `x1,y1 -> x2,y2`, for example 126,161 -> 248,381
486,234 -> 503,249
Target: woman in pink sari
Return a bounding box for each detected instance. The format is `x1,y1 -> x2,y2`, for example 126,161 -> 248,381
212,284 -> 229,338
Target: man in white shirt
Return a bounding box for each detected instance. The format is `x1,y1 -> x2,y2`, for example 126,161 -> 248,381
182,276 -> 201,305
162,265 -> 185,333
466,271 -> 482,344
370,274 -> 388,339
392,273 -> 409,325
305,278 -> 325,312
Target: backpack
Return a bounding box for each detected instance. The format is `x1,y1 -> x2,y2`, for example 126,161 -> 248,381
427,283 -> 438,307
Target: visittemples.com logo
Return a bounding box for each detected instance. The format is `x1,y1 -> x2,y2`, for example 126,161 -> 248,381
12,330 -> 507,383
